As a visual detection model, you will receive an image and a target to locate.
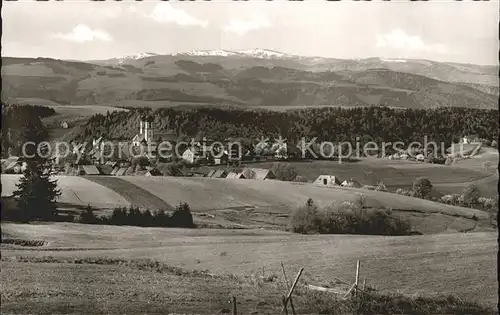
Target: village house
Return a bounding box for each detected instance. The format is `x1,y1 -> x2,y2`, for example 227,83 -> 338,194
242,168 -> 276,180
226,171 -> 246,179
314,175 -> 342,187
341,178 -> 363,188
79,165 -> 101,175
462,135 -> 479,144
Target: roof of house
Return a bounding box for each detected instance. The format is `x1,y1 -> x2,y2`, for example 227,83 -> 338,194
110,166 -> 120,175
341,178 -> 362,187
226,172 -> 239,179
211,169 -> 228,178
98,165 -> 114,175
115,167 -> 128,176
244,168 -> 276,180
146,169 -> 162,176
81,165 -> 100,175
105,161 -> 117,167
207,169 -> 216,178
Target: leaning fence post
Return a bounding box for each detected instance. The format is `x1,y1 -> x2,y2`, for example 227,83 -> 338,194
231,296 -> 237,315
355,260 -> 360,296
281,268 -> 304,313
281,262 -> 296,315
282,296 -> 289,315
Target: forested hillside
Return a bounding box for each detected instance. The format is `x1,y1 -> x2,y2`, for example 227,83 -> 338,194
76,106 -> 499,148
1,104 -> 54,158
2,56 -> 498,109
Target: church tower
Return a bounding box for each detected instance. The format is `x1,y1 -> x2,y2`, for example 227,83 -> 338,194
143,118 -> 154,143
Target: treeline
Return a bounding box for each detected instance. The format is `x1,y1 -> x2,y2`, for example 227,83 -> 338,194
79,203 -> 195,228
1,103 -> 53,158
76,106 -> 499,148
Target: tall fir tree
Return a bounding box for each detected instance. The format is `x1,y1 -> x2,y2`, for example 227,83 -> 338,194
12,131 -> 61,221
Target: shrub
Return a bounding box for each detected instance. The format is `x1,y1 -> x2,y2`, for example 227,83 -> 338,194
78,205 -> 100,224
395,188 -> 415,197
461,184 -> 481,207
290,199 -> 414,236
374,181 -> 388,192
412,177 -> 432,198
491,139 -> 498,148
289,198 -> 324,234
243,168 -> 257,179
478,196 -> 498,210
271,163 -> 298,181
322,202 -> 412,236
439,194 -> 463,206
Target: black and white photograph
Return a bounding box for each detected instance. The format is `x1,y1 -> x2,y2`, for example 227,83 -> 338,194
1,0 -> 498,314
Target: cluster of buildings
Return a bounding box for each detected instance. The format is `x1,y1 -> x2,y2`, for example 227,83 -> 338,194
67,116 -> 297,173
1,156 -> 27,174
205,168 -> 276,180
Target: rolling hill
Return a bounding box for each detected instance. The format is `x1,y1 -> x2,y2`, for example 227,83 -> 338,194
2,51 -> 498,109
1,174 -> 494,234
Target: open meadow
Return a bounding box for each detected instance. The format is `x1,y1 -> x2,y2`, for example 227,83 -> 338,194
1,222 -> 497,314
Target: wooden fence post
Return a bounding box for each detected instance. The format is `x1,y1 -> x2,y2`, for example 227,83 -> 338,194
281,262 -> 296,315
282,296 -> 289,315
362,278 -> 366,291
281,268 -> 304,313
355,260 -> 360,297
231,296 -> 237,315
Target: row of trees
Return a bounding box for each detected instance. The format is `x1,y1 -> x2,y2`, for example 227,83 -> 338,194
79,203 -> 195,228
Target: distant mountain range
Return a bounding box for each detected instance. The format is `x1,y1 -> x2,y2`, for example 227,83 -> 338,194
2,49 -> 498,110
91,49 -> 295,63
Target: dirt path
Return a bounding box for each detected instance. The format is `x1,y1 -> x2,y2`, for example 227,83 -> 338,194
84,176 -> 173,211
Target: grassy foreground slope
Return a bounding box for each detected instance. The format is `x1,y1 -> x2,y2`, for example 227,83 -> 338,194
2,223 -> 498,309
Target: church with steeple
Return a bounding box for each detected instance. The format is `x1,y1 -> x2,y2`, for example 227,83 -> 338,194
132,116 -> 154,146
131,116 -> 178,158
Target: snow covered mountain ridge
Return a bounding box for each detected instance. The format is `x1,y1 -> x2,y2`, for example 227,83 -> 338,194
174,48 -> 293,59
115,52 -> 159,63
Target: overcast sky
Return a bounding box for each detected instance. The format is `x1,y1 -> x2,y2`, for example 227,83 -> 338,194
2,1 -> 498,65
